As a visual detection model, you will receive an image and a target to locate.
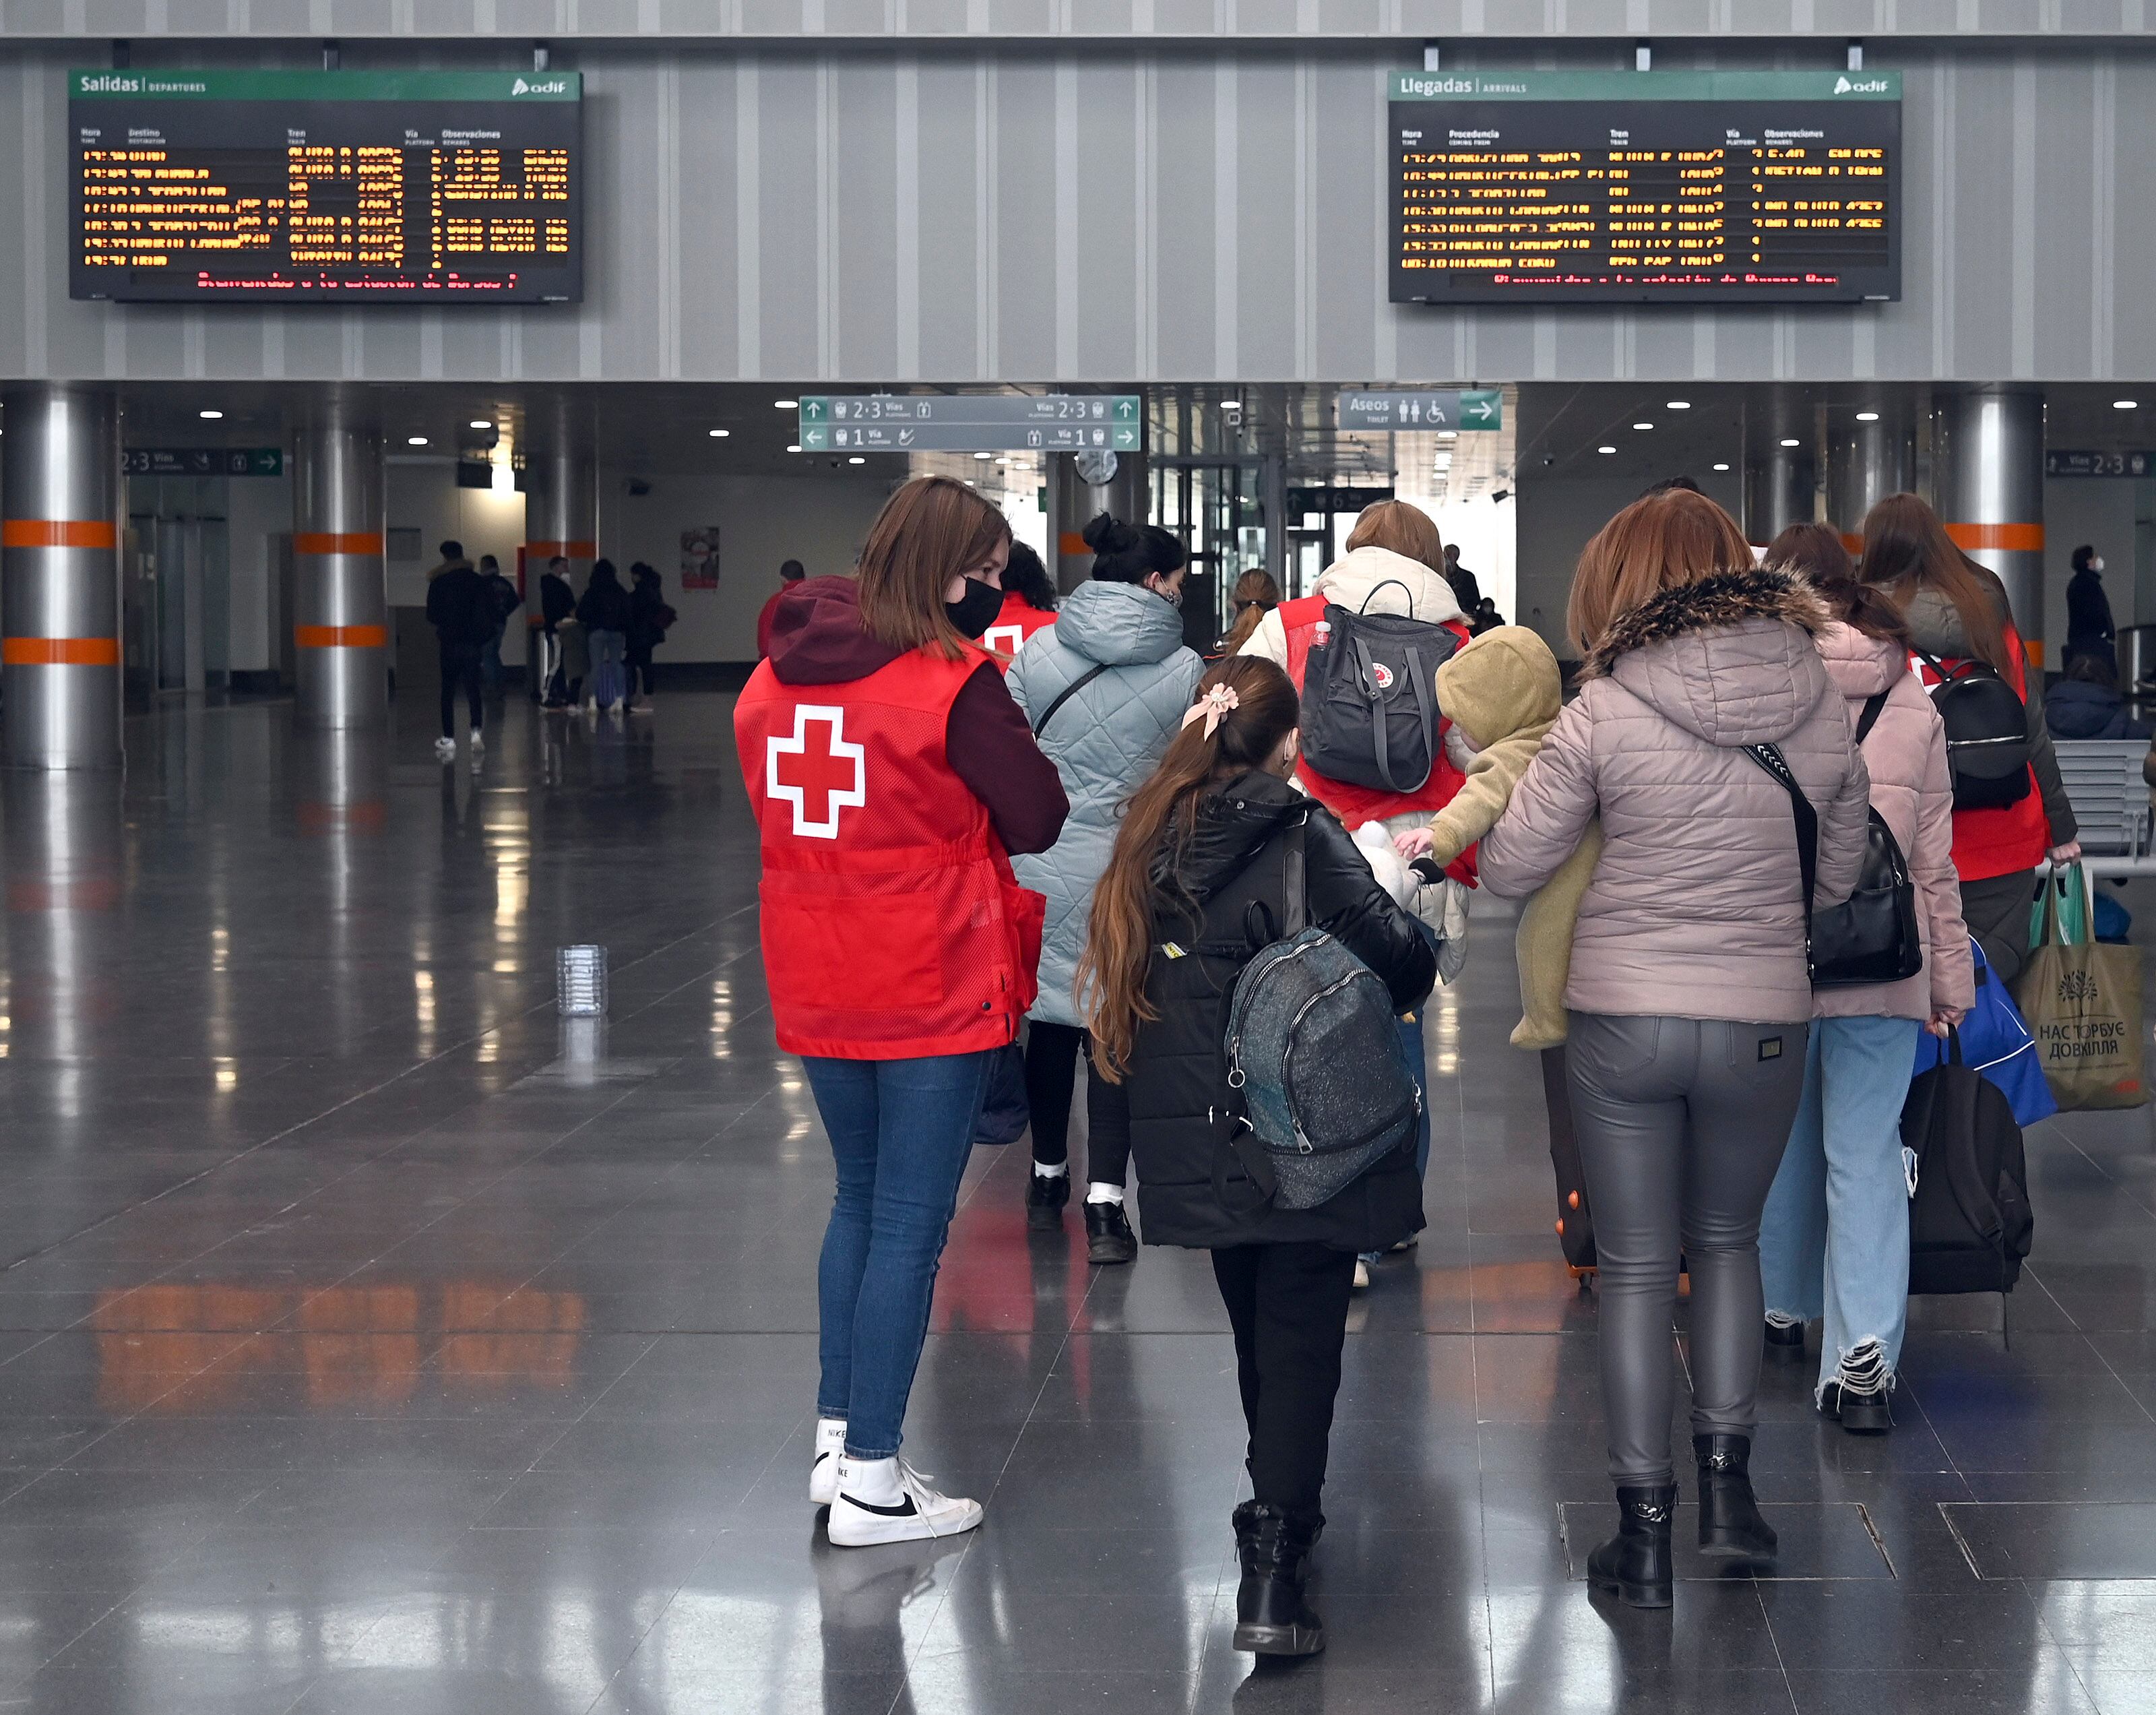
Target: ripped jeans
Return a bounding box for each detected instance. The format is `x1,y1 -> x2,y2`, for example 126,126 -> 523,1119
1758,1015 -> 1924,1405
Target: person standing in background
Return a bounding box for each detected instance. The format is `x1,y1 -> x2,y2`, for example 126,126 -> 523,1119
426,548 -> 497,761
477,555 -> 520,693
2065,543 -> 2117,673
984,541 -> 1060,664
540,556 -> 577,709
426,538 -> 472,585
758,559 -> 807,660
1442,542 -> 1483,612
577,559 -> 635,714
626,563 -> 676,713
1215,569 -> 1281,659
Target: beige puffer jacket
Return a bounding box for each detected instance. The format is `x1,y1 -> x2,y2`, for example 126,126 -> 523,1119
1480,567 -> 1871,1024
1811,622 -> 1975,1022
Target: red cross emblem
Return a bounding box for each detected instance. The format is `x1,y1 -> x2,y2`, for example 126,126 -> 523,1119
766,704 -> 866,839
982,622 -> 1026,658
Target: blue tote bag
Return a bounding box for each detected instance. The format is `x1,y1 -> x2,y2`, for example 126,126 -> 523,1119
1911,935 -> 2057,1129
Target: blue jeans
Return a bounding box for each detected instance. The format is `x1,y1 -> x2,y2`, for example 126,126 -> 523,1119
1758,1015 -> 1922,1403
588,628 -> 627,705
1364,919 -> 1437,1265
802,1051 -> 991,1460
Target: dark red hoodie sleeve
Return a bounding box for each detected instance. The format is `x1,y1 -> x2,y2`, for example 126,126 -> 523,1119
946,662 -> 1069,856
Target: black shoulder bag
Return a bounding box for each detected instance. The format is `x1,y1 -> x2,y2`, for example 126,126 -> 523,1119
1030,662 -> 1110,739
1743,699 -> 1924,989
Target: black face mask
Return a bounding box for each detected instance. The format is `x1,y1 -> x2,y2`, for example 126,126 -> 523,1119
945,577 -> 1003,639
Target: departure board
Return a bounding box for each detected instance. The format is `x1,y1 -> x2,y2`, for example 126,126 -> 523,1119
69,69 -> 583,303
1389,70 -> 1901,305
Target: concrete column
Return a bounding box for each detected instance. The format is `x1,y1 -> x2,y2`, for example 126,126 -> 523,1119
1934,390 -> 2046,656
1744,435 -> 1816,549
292,401 -> 387,730
1049,451 -> 1149,593
0,386 -> 122,770
1826,410 -> 1915,548
522,402 -> 597,694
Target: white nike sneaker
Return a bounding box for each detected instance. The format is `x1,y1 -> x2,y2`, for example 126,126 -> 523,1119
826,1455 -> 984,1547
434,737 -> 456,760
469,728 -> 485,753
809,1417 -> 846,1507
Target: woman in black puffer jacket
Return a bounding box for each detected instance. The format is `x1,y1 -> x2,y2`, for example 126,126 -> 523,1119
1082,654 -> 1434,1662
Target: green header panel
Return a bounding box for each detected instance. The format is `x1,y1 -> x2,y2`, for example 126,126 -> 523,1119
71,69 -> 581,102
1390,69 -> 1902,103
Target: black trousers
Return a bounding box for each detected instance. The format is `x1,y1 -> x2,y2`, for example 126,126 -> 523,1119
626,646 -> 656,696
439,640 -> 482,739
1023,1022 -> 1131,1187
1211,1241 -> 1358,1529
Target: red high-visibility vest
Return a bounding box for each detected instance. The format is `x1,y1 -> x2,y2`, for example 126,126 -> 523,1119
982,591 -> 1058,671
734,648 -> 1046,1059
1275,594 -> 1476,879
1914,621 -> 2053,881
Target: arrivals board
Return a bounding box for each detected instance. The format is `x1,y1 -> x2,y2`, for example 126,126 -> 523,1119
1389,70 -> 1901,305
69,69 -> 583,303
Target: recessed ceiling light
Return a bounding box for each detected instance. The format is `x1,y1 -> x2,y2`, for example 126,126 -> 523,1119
1633,422 -> 1654,431
468,419 -> 490,430
965,479 -> 977,487
407,435 -> 429,446
1597,445 -> 1617,455
774,398 -> 798,409
973,451 -> 994,461
2116,400 -> 2140,410
1779,437 -> 1802,447
1713,462 -> 1732,471
1437,431 -> 1457,440
786,443 -> 802,454
1666,400 -> 1691,410
848,456 -> 866,464
708,428 -> 730,438
1855,411 -> 1880,423
198,408 -> 223,420
995,458 -> 1012,467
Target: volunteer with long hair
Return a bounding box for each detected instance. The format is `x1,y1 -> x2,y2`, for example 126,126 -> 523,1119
1858,491 -> 2079,984
1756,523 -> 1973,1435
1479,489 -> 1870,1609
983,539 -> 1060,664
1082,655 -> 1435,1658
1238,499 -> 1469,1287
734,476 -> 1067,1547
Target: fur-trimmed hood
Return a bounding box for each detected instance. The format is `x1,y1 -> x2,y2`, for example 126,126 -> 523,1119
1583,566 -> 1839,751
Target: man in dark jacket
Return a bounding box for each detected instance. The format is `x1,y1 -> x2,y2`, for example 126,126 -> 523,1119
2066,544 -> 2116,673
1442,543 -> 1483,611
477,555 -> 521,692
539,557 -> 577,706
426,550 -> 497,757
757,559 -> 806,659
625,563 -> 674,713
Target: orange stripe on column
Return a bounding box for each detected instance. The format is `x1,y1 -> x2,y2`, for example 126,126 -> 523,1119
293,532 -> 385,555
294,625 -> 387,649
1,637 -> 119,666
1840,532 -> 1863,555
1,520 -> 117,550
1058,532 -> 1090,556
525,540 -> 598,558
1944,522 -> 2045,552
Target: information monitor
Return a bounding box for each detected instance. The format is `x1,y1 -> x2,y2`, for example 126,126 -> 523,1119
69,69 -> 583,304
1390,69 -> 1901,305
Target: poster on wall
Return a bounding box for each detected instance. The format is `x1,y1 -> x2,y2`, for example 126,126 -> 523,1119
680,527 -> 720,590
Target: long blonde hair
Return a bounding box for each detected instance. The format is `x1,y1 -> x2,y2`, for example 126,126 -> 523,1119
1218,569 -> 1281,656
1081,656 -> 1302,1079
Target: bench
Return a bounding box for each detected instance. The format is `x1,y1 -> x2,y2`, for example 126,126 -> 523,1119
2050,739 -> 2156,878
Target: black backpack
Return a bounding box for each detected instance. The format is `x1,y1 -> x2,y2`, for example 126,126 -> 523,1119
1917,649 -> 2031,811
1901,1028 -> 2034,1298
1298,582 -> 1462,795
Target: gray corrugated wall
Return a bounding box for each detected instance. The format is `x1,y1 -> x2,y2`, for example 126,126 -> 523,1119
4,40 -> 2154,384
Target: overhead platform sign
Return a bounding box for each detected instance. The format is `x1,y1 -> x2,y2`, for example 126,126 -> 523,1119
69,69 -> 583,304
1335,389 -> 1502,431
798,396 -> 1142,454
1389,69 -> 1901,305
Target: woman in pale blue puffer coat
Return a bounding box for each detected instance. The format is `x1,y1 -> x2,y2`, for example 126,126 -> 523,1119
1007,516 -> 1203,1263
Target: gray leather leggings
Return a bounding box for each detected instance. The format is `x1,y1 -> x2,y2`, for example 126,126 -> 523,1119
1566,1013 -> 1810,1486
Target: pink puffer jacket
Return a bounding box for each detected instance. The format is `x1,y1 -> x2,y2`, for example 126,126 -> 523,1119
1481,568 -> 1870,1024
1810,622 -> 1975,1022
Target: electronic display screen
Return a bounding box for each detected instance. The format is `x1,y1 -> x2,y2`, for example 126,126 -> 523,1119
69,69 -> 582,303
1390,70 -> 1901,305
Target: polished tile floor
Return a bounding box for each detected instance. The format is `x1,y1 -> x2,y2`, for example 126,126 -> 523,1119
0,690 -> 2151,1712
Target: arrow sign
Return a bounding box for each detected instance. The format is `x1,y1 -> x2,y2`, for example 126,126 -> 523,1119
1333,389 -> 1503,431
1462,389 -> 1500,425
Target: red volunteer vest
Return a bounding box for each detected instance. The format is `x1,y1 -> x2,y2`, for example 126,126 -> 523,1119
982,592 -> 1058,671
1914,621 -> 2052,882
1276,594 -> 1478,884
734,649 -> 1046,1059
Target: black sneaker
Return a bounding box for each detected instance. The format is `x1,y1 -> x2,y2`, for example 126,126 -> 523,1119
1025,1170 -> 1070,1232
1084,1200 -> 1137,1265
1765,1317 -> 1805,1350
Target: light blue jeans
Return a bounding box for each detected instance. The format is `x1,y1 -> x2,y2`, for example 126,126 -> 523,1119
1758,1014 -> 1922,1404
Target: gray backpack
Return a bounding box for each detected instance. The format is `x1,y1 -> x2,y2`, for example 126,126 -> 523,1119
1221,821 -> 1422,1211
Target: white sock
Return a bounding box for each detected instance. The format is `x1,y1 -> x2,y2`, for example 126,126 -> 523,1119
1034,1161 -> 1068,1180
1085,1183 -> 1124,1207
815,1417 -> 846,1454
839,1454 -> 901,1504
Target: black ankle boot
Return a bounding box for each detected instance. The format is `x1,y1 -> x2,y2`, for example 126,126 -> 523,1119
1083,1199 -> 1137,1264
1025,1169 -> 1069,1231
1585,1485 -> 1676,1609
1231,1501 -> 1325,1656
1694,1434 -> 1777,1559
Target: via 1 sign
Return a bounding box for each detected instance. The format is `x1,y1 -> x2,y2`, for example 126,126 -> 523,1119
124,448 -> 284,477
2046,450 -> 2155,478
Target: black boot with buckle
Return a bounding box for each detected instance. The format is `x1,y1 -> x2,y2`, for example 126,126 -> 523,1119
1585,1485 -> 1676,1609
1231,1501 -> 1324,1657
1694,1433 -> 1777,1559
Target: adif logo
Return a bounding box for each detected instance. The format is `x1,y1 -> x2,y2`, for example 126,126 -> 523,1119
511,77 -> 569,96
1833,75 -> 1891,94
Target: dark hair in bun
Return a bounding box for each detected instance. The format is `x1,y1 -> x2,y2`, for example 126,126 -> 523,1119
1082,512 -> 1187,585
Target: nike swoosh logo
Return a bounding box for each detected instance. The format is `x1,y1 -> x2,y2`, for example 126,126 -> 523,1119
842,1493 -> 919,1518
